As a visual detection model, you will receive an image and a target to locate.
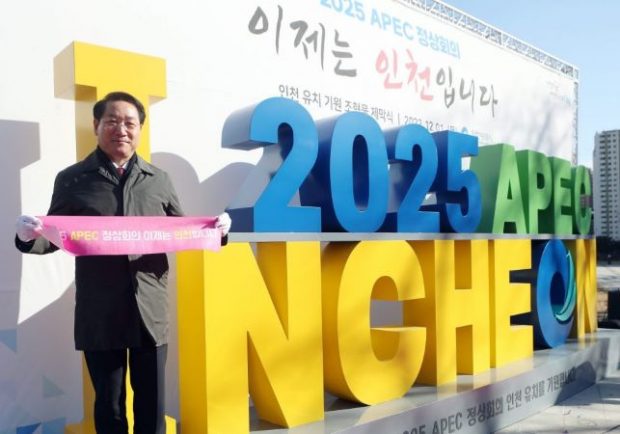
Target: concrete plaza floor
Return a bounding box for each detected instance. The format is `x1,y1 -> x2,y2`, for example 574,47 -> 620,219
495,264 -> 620,434
495,372 -> 620,433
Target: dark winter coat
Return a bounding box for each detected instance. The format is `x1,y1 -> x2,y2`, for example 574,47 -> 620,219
16,148 -> 183,350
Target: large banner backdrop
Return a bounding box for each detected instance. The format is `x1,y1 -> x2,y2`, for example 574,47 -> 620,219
1,0 -> 583,432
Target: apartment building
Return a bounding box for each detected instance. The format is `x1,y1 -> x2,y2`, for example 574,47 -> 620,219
594,130 -> 620,239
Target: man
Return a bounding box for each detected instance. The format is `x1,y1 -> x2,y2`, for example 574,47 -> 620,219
15,91 -> 231,434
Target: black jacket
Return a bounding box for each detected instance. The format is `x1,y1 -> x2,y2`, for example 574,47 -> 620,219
16,148 -> 184,350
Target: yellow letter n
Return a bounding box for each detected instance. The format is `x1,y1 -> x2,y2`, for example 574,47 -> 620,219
177,242 -> 324,433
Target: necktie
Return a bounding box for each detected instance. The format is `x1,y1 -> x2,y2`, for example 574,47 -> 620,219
116,167 -> 125,177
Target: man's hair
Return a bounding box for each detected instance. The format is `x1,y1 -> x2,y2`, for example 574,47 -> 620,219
93,91 -> 146,125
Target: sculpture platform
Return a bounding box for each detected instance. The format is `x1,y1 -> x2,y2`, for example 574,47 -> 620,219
250,329 -> 620,434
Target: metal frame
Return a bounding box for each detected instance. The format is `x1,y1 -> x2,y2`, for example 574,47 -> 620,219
393,0 -> 579,80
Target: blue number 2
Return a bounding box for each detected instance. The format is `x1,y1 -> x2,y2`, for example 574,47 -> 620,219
222,97 -> 320,232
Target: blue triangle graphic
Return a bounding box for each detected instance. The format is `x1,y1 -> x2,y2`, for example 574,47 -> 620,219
42,419 -> 65,434
42,376 -> 64,398
16,424 -> 39,434
0,329 -> 17,353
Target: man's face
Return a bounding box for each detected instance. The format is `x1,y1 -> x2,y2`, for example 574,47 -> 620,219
94,100 -> 142,164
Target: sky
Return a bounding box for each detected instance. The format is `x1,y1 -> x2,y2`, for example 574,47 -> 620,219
442,0 -> 620,168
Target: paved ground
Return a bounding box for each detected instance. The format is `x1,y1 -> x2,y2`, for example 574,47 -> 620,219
495,374 -> 620,433
495,264 -> 620,434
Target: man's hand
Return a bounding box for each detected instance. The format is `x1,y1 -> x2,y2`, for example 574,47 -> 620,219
16,215 -> 42,242
215,212 -> 232,236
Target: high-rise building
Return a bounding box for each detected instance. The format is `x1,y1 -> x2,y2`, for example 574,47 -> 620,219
594,130 -> 620,239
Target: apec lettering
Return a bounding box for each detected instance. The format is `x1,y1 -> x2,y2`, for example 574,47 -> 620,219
470,145 -> 592,235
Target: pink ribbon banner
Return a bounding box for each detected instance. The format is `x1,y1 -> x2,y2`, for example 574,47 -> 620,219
39,216 -> 221,256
